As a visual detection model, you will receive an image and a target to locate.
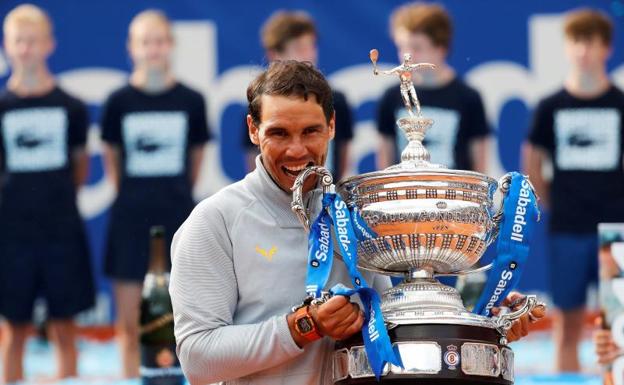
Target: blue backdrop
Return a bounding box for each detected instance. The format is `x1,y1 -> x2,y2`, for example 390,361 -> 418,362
0,0 -> 622,323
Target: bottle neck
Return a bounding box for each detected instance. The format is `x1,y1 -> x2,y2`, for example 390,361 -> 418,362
148,236 -> 167,275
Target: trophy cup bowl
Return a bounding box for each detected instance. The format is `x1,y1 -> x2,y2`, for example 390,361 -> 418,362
337,168 -> 498,276
291,52 -> 542,384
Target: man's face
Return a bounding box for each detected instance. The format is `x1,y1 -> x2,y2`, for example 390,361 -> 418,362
393,28 -> 445,66
564,34 -> 611,73
4,21 -> 54,71
271,33 -> 318,65
128,19 -> 173,72
248,94 -> 335,193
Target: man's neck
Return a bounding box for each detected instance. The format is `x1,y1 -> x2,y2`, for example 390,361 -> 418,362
417,62 -> 455,89
130,68 -> 175,94
565,68 -> 610,99
7,66 -> 55,97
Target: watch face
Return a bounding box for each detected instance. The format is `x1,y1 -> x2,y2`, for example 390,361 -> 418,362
296,316 -> 314,334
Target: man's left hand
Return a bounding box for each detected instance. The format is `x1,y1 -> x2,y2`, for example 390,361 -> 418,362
490,292 -> 546,343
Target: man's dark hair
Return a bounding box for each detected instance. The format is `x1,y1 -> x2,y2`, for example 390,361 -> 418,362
247,60 -> 333,126
261,10 -> 317,53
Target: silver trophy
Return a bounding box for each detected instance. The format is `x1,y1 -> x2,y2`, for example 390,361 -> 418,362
291,50 -> 545,384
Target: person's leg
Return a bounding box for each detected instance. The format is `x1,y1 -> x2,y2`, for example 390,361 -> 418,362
42,240 -> 95,380
0,244 -> 37,384
47,319 -> 77,378
1,321 -> 30,384
114,281 -> 143,378
553,307 -> 584,371
549,233 -> 596,372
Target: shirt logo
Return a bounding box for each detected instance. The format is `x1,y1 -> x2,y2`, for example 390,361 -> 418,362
256,245 -> 277,261
135,136 -> 171,153
554,108 -> 621,171
122,111 -> 188,177
2,107 -> 68,172
16,132 -> 52,149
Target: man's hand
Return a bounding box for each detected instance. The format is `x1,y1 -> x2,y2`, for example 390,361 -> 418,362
287,296 -> 364,348
310,296 -> 364,340
491,292 -> 546,343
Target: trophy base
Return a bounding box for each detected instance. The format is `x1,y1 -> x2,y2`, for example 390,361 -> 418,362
333,323 -> 513,384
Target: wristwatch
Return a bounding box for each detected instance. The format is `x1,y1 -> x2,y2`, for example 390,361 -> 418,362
293,305 -> 323,342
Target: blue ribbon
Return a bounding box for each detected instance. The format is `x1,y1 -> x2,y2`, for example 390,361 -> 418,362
306,192 -> 402,379
351,206 -> 378,241
473,172 -> 540,316
305,193 -> 335,298
330,283 -> 403,377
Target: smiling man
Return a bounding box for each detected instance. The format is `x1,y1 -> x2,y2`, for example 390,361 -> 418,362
241,11 -> 354,180
169,60 -> 382,385
169,60 -> 540,385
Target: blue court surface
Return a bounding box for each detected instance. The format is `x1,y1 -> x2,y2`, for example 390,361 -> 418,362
3,332 -> 603,385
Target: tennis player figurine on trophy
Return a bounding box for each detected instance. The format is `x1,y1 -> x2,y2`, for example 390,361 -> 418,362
291,49 -> 545,384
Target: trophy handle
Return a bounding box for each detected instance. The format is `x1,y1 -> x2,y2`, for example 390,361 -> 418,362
490,173 -> 512,242
494,295 -> 546,343
291,166 -> 334,232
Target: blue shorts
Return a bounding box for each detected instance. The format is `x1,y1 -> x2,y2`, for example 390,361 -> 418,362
548,233 -> 598,311
104,193 -> 192,282
0,239 -> 95,323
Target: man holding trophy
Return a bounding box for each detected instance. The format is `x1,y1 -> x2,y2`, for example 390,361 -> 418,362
170,58 -> 543,384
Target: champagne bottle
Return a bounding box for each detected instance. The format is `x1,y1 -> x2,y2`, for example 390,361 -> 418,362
139,226 -> 185,385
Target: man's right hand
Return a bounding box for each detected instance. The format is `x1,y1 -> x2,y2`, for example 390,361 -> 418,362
310,296 -> 364,340
287,296 -> 364,348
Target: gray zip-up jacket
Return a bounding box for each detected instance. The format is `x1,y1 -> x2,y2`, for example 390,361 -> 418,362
170,157 -> 390,385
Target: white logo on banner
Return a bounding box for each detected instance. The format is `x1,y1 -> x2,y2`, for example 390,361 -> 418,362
122,111 -> 188,177
395,106 -> 459,167
2,107 -> 68,172
554,108 -> 621,171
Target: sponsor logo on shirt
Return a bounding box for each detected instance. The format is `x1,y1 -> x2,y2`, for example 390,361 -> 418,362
15,132 -> 53,149
122,111 -> 188,177
135,136 -> 172,153
2,107 -> 68,172
256,245 -> 277,261
555,108 -> 621,171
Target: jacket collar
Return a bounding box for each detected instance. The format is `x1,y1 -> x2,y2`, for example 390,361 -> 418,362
247,155 -> 321,229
